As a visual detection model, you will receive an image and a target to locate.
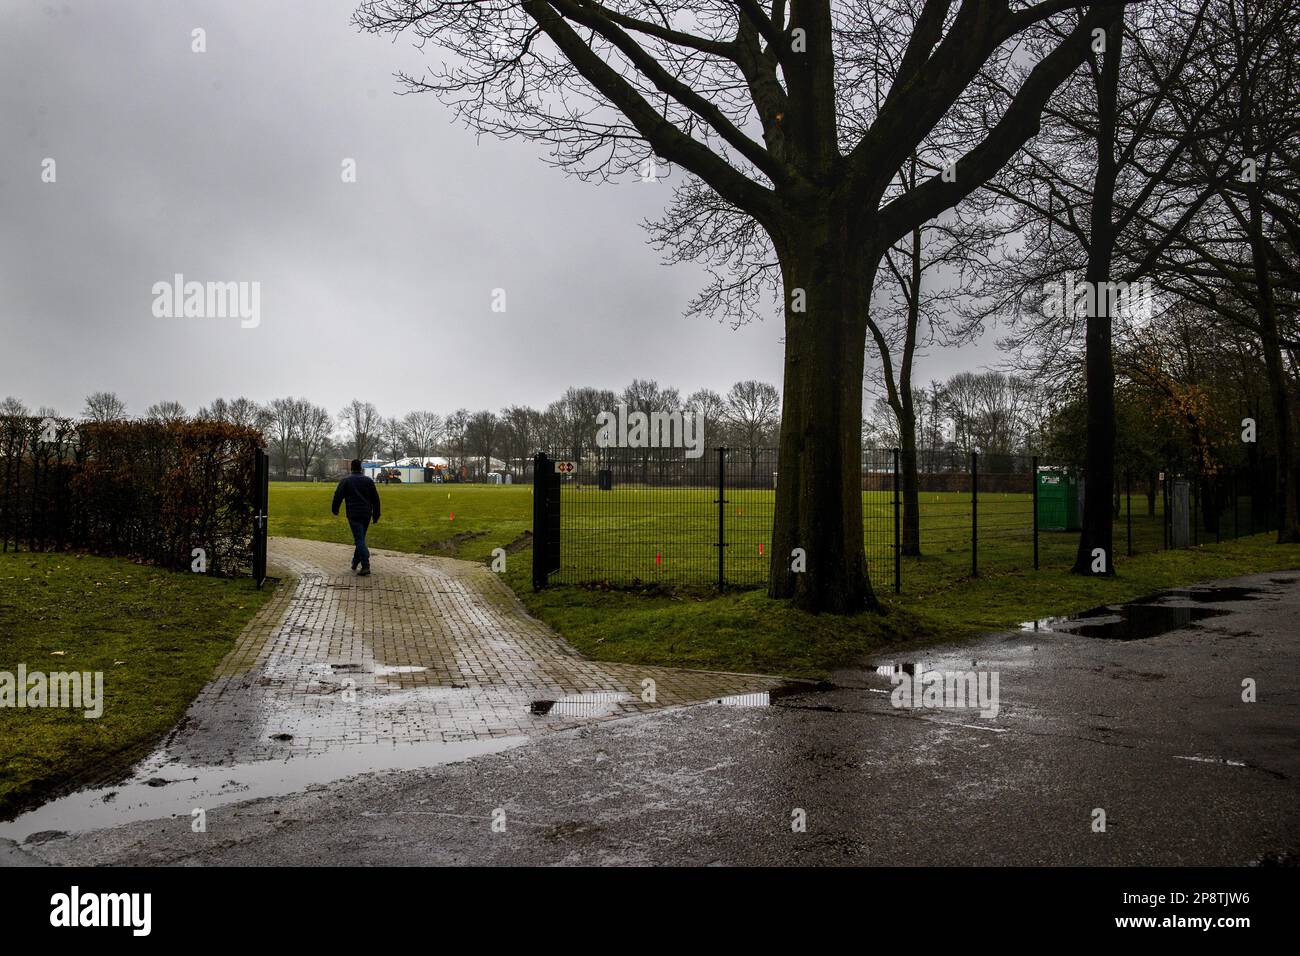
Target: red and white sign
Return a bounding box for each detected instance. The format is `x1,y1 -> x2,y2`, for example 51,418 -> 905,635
555,461 -> 577,474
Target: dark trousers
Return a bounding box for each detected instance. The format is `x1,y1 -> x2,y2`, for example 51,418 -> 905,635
347,516 -> 371,569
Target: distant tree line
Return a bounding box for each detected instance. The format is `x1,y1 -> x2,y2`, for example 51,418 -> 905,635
0,380 -> 782,481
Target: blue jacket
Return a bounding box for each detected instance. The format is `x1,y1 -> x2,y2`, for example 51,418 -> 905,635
332,473 -> 381,523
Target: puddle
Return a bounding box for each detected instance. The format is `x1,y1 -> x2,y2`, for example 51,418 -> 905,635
715,692 -> 771,707
529,692 -> 632,718
1131,586 -> 1265,604
1175,754 -> 1246,768
0,736 -> 526,843
874,663 -> 917,677
1018,584 -> 1269,640
374,664 -> 428,676
1022,603 -> 1228,640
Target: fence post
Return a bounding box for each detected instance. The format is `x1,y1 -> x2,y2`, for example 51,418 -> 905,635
532,452 -> 548,591
1032,454 -> 1039,571
1126,469 -> 1132,557
1163,469 -> 1169,549
1233,473 -> 1239,539
253,447 -> 269,588
892,447 -> 901,594
717,446 -> 726,591
971,451 -> 978,577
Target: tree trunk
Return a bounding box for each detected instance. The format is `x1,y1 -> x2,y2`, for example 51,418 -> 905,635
1072,11 -> 1123,577
769,227 -> 877,614
1247,191 -> 1300,541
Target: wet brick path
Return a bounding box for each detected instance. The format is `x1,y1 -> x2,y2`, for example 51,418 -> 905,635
172,537 -> 783,763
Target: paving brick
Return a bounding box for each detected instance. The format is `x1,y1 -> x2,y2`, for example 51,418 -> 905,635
173,537 -> 783,763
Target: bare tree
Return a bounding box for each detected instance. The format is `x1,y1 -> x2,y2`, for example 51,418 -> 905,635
144,400 -> 188,423
377,416 -> 406,465
442,408 -> 470,472
621,378 -> 682,479
199,396 -> 265,429
0,397 -> 29,417
499,405 -> 542,477
403,410 -> 444,462
293,403 -> 334,478
82,391 -> 127,422
466,410 -> 500,479
685,387 -> 726,449
265,397 -> 302,478
723,380 -> 781,477
354,0 -> 1124,613
340,399 -> 383,461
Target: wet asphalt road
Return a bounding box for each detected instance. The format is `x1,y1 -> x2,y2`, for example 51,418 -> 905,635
6,570 -> 1299,866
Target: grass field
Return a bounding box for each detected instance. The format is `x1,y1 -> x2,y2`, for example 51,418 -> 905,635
270,480 -> 1300,676
0,552 -> 275,819
270,480 -> 1173,584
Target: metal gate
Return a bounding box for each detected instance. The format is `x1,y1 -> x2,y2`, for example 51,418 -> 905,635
531,452 -> 561,589
253,446 -> 270,587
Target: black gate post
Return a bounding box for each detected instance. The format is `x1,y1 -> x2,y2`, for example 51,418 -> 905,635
1032,455 -> 1039,570
716,447 -> 726,590
253,447 -> 269,588
971,451 -> 978,577
892,448 -> 901,594
531,452 -> 557,590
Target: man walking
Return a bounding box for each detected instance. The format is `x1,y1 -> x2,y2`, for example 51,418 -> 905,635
332,459 -> 382,576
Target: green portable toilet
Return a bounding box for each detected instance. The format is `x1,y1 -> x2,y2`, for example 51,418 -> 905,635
1037,468 -> 1081,531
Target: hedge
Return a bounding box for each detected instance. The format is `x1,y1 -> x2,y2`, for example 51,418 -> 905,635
0,417 -> 263,577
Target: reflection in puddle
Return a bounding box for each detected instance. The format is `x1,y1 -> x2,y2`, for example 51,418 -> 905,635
1021,584 -> 1270,640
715,692 -> 771,707
374,664 -> 429,675
530,692 -> 632,718
874,663 -> 917,677
1022,603 -> 1228,640
1132,586 -> 1264,604
0,736 -> 526,843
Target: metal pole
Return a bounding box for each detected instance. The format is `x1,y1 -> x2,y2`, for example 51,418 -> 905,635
1233,473 -> 1239,540
717,446 -> 725,591
971,451 -> 978,577
1163,470 -> 1169,550
531,452 -> 547,591
1032,455 -> 1039,570
893,448 -> 901,594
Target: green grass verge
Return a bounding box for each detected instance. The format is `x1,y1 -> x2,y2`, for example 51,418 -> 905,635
0,552 -> 275,820
270,481 -> 523,564
270,481 -> 1300,679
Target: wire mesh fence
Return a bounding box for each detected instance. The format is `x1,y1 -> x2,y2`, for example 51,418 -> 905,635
531,447 -> 1282,592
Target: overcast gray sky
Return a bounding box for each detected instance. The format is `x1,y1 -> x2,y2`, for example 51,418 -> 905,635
1,0 -> 1002,419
